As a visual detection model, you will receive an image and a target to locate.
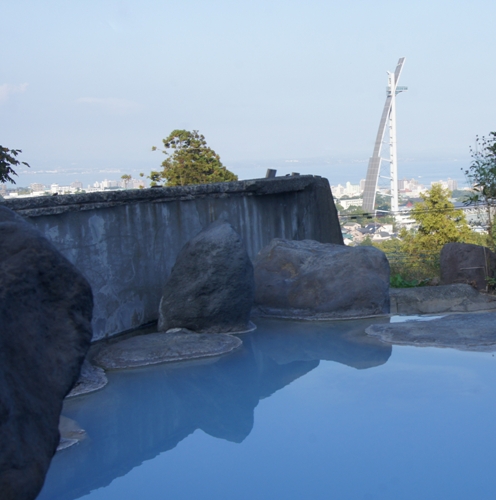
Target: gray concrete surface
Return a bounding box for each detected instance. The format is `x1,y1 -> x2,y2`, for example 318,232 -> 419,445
3,176 -> 342,340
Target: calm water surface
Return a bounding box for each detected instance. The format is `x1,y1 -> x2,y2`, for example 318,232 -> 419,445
38,317 -> 496,500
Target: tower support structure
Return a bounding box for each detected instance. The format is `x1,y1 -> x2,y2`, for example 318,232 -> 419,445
362,58 -> 407,214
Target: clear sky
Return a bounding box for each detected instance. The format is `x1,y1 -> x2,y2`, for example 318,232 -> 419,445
1,0 -> 495,183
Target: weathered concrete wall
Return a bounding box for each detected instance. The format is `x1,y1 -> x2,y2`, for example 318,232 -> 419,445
4,176 -> 343,340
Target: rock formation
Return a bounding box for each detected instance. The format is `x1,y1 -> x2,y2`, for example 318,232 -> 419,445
158,219 -> 255,333
0,206 -> 93,500
254,239 -> 389,319
94,330 -> 242,369
366,311 -> 496,352
440,242 -> 496,291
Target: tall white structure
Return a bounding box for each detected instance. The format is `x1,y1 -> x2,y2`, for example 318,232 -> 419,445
362,58 -> 407,213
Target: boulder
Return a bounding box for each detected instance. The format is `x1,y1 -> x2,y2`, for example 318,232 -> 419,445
440,242 -> 496,291
0,206 -> 93,500
254,239 -> 389,319
158,220 -> 254,333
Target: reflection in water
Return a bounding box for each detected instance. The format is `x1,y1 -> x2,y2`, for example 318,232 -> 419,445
38,318 -> 391,500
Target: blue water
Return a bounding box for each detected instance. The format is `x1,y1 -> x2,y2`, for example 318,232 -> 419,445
13,159 -> 468,191
38,317 -> 496,500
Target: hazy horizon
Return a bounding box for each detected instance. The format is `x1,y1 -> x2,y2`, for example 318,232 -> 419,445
2,0 -> 494,184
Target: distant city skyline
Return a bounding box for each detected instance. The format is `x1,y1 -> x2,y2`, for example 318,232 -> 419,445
8,155 -> 470,192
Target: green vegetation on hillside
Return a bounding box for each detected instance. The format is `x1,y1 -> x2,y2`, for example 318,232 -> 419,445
464,131 -> 496,249
366,185 -> 484,286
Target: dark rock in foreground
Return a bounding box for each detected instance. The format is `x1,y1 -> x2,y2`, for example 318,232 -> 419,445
93,331 -> 243,369
366,312 -> 496,351
254,239 -> 390,319
440,242 -> 496,291
158,220 -> 255,333
390,283 -> 496,315
0,206 -> 93,500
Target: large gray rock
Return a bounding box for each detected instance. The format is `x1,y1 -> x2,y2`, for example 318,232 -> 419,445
0,206 -> 93,500
158,220 -> 254,333
254,239 -> 389,319
440,242 -> 496,291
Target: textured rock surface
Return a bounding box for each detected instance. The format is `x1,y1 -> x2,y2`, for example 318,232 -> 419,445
390,283 -> 496,314
440,242 -> 496,291
57,416 -> 87,451
254,239 -> 390,319
366,312 -> 496,351
66,359 -> 107,398
93,330 -> 242,369
158,220 -> 255,333
0,206 -> 93,500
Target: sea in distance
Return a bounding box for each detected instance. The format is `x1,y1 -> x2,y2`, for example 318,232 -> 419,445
12,157 -> 469,191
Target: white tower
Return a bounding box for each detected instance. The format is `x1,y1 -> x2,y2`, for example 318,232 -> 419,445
362,58 -> 407,214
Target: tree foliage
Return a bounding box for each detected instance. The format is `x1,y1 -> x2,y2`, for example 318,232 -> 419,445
340,205 -> 373,226
0,146 -> 30,184
150,130 -> 238,187
463,132 -> 496,248
399,184 -> 474,277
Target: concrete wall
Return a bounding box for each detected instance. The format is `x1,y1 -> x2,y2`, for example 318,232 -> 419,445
4,176 -> 343,341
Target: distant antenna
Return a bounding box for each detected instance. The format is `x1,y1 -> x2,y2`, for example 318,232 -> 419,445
362,58 -> 407,213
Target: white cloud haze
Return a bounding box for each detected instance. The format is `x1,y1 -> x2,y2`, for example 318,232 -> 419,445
76,97 -> 141,114
0,83 -> 28,104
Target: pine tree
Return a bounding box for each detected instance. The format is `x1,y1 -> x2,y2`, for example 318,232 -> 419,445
150,130 -> 237,187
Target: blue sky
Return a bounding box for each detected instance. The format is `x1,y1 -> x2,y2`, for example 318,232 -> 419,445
1,0 -> 495,183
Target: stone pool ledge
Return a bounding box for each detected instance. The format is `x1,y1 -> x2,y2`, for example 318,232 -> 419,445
390,283 -> 496,315
92,330 -> 243,370
366,311 -> 496,352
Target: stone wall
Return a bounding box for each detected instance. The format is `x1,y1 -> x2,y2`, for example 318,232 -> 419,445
4,176 -> 342,340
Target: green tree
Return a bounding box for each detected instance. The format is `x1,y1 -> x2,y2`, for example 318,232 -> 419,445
150,130 -> 238,187
375,193 -> 391,212
0,146 -> 30,184
340,205 -> 372,226
463,132 -> 496,248
400,184 -> 473,278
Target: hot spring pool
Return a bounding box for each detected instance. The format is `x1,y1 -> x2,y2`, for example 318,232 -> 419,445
37,317 -> 496,500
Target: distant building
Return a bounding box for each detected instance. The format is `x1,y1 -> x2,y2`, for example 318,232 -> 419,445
331,181 -> 363,199
340,198 -> 363,210
431,178 -> 458,192
30,183 -> 46,192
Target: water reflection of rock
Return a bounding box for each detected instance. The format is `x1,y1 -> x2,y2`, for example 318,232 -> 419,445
253,317 -> 392,370
39,318 -> 391,500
